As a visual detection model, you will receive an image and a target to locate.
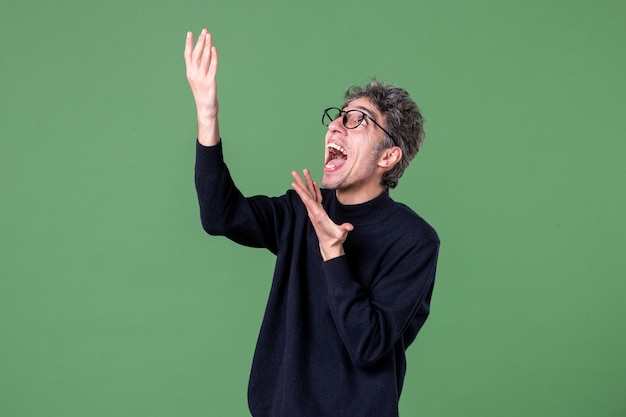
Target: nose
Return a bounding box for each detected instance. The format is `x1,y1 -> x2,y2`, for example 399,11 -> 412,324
328,116 -> 347,135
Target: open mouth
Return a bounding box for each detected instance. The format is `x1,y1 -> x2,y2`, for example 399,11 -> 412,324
325,143 -> 347,171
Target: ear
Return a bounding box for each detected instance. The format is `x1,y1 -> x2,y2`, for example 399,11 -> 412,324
377,146 -> 403,170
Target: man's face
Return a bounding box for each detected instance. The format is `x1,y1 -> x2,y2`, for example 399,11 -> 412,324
321,97 -> 388,196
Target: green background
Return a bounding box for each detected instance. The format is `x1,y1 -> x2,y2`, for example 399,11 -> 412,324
1,0 -> 624,416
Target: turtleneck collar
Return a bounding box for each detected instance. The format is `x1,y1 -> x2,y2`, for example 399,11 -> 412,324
326,189 -> 395,227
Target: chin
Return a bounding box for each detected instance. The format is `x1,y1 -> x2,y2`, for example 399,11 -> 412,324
320,175 -> 339,190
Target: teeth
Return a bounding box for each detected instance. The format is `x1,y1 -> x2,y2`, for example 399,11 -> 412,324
327,143 -> 347,156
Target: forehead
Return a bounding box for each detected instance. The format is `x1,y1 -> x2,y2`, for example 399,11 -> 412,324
343,97 -> 382,120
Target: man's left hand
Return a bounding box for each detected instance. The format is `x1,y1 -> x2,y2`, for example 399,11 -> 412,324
291,169 -> 354,261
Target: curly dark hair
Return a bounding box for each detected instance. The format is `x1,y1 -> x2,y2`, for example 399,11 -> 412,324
343,78 -> 425,188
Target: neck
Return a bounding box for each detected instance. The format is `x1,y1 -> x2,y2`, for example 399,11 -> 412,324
335,183 -> 386,205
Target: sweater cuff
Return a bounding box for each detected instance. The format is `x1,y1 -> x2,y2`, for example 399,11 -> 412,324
195,138 -> 224,174
322,255 -> 355,291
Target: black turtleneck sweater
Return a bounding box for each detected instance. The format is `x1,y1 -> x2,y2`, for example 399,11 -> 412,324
195,140 -> 440,417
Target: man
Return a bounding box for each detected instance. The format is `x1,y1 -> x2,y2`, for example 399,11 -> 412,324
185,29 -> 440,417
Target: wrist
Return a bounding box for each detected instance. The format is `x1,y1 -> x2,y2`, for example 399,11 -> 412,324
196,106 -> 218,123
320,245 -> 345,262
197,115 -> 220,147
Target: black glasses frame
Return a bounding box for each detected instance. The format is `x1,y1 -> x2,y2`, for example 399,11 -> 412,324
322,107 -> 396,145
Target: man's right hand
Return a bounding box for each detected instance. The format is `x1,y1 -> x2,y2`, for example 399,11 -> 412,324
184,29 -> 220,147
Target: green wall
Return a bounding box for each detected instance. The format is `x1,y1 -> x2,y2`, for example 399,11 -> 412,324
1,0 -> 624,416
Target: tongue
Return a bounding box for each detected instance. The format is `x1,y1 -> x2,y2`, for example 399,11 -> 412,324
325,158 -> 346,170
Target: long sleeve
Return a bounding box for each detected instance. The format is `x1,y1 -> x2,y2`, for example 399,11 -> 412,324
194,139 -> 288,253
323,238 -> 439,368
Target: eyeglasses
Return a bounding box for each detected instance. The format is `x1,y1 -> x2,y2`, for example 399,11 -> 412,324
322,107 -> 396,145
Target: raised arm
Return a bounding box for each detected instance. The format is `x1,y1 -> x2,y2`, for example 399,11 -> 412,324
184,29 -> 220,147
